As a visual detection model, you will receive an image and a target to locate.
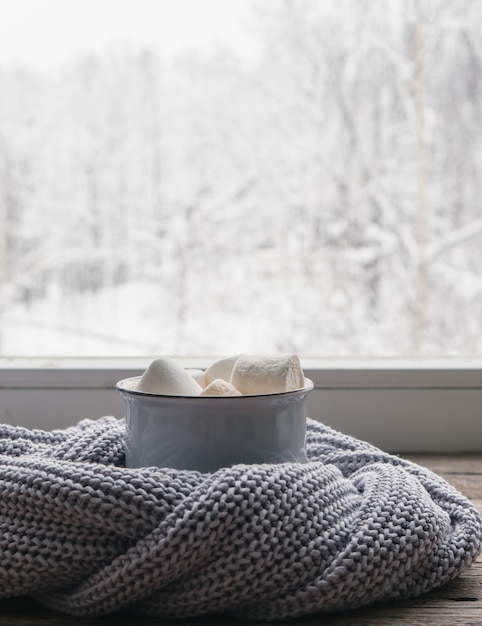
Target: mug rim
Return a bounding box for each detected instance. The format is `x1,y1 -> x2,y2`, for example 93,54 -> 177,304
116,376 -> 314,399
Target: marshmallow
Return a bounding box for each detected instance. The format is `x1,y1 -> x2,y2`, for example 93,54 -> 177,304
200,379 -> 242,396
204,355 -> 240,385
230,354 -> 305,395
136,357 -> 202,396
186,368 -> 207,388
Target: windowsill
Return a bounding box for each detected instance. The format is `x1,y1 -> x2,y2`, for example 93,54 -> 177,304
1,356 -> 482,453
1,355 -> 482,388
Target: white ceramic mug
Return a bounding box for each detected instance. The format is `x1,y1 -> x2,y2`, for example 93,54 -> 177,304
117,376 -> 314,473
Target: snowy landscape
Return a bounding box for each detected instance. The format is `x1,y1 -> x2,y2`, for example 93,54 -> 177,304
0,0 -> 481,356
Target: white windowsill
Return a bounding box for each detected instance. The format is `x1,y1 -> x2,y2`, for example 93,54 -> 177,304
1,357 -> 482,453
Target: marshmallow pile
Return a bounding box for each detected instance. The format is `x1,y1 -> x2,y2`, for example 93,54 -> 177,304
135,354 -> 307,397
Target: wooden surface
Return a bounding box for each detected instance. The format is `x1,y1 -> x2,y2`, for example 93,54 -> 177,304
1,454 -> 481,626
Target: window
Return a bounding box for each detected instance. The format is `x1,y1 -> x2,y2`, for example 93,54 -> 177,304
0,1 -> 481,450
1,0 -> 481,357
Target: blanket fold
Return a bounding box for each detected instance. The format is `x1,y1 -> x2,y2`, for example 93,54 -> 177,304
0,416 -> 480,620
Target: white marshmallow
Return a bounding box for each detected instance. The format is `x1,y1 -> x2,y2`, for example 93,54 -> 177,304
200,379 -> 242,396
136,357 -> 202,396
204,355 -> 241,385
186,368 -> 207,388
230,354 -> 305,395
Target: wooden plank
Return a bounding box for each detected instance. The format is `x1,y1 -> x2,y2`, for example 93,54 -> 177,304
403,453 -> 482,475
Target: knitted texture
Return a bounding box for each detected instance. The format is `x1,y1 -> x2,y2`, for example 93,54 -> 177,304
0,417 -> 480,620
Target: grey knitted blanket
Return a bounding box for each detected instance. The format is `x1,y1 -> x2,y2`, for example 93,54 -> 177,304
0,417 -> 480,620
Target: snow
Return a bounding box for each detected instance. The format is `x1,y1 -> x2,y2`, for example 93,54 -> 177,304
0,0 -> 258,71
0,0 -> 481,357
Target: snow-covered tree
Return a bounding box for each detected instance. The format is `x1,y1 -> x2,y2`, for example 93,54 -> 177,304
1,0 -> 481,356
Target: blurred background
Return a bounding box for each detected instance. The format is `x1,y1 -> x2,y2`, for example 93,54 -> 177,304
0,0 -> 481,356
